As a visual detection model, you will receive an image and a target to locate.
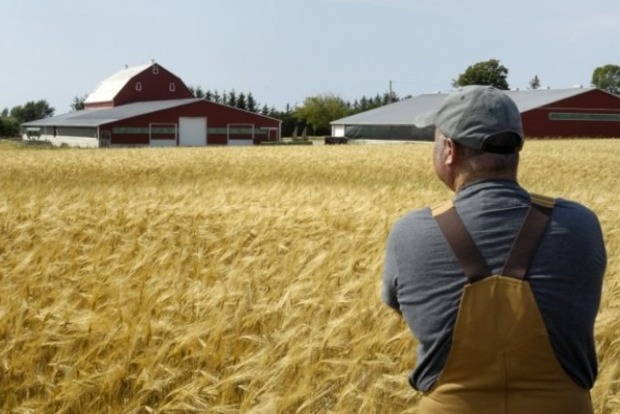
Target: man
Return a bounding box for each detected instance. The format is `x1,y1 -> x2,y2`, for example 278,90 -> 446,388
382,85 -> 606,413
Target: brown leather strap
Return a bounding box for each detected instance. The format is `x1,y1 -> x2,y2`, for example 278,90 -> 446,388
502,195 -> 554,279
432,194 -> 555,283
432,201 -> 491,283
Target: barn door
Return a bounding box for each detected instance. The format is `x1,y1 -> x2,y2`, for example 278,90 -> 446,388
100,130 -> 111,147
179,117 -> 207,146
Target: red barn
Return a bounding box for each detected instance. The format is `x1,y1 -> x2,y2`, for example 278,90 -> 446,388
84,62 -> 195,109
22,62 -> 281,147
515,88 -> 620,138
330,87 -> 620,141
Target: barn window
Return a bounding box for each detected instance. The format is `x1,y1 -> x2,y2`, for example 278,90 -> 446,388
169,82 -> 176,92
152,65 -> 159,75
136,82 -> 142,91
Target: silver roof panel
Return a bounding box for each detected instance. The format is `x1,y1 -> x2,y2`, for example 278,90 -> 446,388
23,99 -> 199,127
332,88 -> 595,125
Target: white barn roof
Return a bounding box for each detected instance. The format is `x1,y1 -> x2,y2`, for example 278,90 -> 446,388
84,63 -> 152,104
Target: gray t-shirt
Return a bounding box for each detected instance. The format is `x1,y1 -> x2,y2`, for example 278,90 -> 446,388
382,179 -> 606,392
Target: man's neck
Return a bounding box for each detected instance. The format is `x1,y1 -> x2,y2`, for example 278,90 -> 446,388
453,172 -> 518,193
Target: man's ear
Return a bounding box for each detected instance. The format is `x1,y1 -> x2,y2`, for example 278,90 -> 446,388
444,138 -> 458,165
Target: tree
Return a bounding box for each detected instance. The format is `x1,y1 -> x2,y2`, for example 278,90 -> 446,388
10,100 -> 55,123
193,85 -> 205,98
0,116 -> 19,137
71,95 -> 87,111
211,89 -> 222,104
529,75 -> 541,90
236,92 -> 247,110
382,91 -> 399,105
226,90 -> 237,107
452,59 -> 510,90
270,104 -> 298,137
591,64 -> 620,94
247,93 -> 257,113
295,94 -> 349,135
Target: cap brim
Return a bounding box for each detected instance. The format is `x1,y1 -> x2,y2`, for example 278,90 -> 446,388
413,110 -> 437,129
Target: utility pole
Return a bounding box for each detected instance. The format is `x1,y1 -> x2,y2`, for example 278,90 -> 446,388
388,80 -> 397,102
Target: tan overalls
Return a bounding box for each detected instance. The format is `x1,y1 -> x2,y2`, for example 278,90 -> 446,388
419,195 -> 593,414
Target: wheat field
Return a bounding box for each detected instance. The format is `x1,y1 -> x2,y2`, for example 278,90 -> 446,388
0,139 -> 618,413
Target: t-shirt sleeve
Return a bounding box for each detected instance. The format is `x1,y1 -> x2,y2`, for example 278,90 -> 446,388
382,227 -> 401,310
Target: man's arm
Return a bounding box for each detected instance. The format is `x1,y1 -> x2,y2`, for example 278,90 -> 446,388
382,229 -> 402,315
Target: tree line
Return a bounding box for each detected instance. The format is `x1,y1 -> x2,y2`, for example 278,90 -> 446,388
0,101 -> 55,138
186,87 -> 401,136
0,89 -> 399,138
2,61 -> 620,138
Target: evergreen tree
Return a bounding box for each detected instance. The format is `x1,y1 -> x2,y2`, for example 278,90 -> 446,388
247,93 -> 257,112
236,92 -> 247,110
359,96 -> 369,111
194,86 -> 205,98
212,89 -> 221,104
227,90 -> 237,107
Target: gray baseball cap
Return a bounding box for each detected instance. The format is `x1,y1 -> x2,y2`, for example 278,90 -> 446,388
415,85 -> 524,153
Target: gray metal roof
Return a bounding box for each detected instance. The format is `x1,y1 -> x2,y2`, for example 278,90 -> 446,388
332,87 -> 596,126
22,99 -> 199,127
505,87 -> 594,111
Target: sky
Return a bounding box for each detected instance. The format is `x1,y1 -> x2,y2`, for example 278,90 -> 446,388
2,0 -> 620,114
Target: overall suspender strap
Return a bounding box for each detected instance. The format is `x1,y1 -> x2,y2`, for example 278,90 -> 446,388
501,194 -> 555,279
432,200 -> 491,283
431,194 -> 555,283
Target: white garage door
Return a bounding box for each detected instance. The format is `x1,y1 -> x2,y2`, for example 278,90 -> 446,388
179,117 -> 207,146
331,125 -> 345,137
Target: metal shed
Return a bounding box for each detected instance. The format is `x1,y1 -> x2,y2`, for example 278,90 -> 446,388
331,88 -> 620,140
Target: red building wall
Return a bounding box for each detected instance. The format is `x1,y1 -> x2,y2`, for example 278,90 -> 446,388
522,89 -> 620,138
114,64 -> 194,106
102,100 -> 280,146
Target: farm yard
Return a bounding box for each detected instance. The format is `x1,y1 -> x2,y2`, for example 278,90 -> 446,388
0,139 -> 618,413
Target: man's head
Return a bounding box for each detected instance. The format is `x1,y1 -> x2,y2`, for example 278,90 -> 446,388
421,86 -> 523,191
434,85 -> 524,153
